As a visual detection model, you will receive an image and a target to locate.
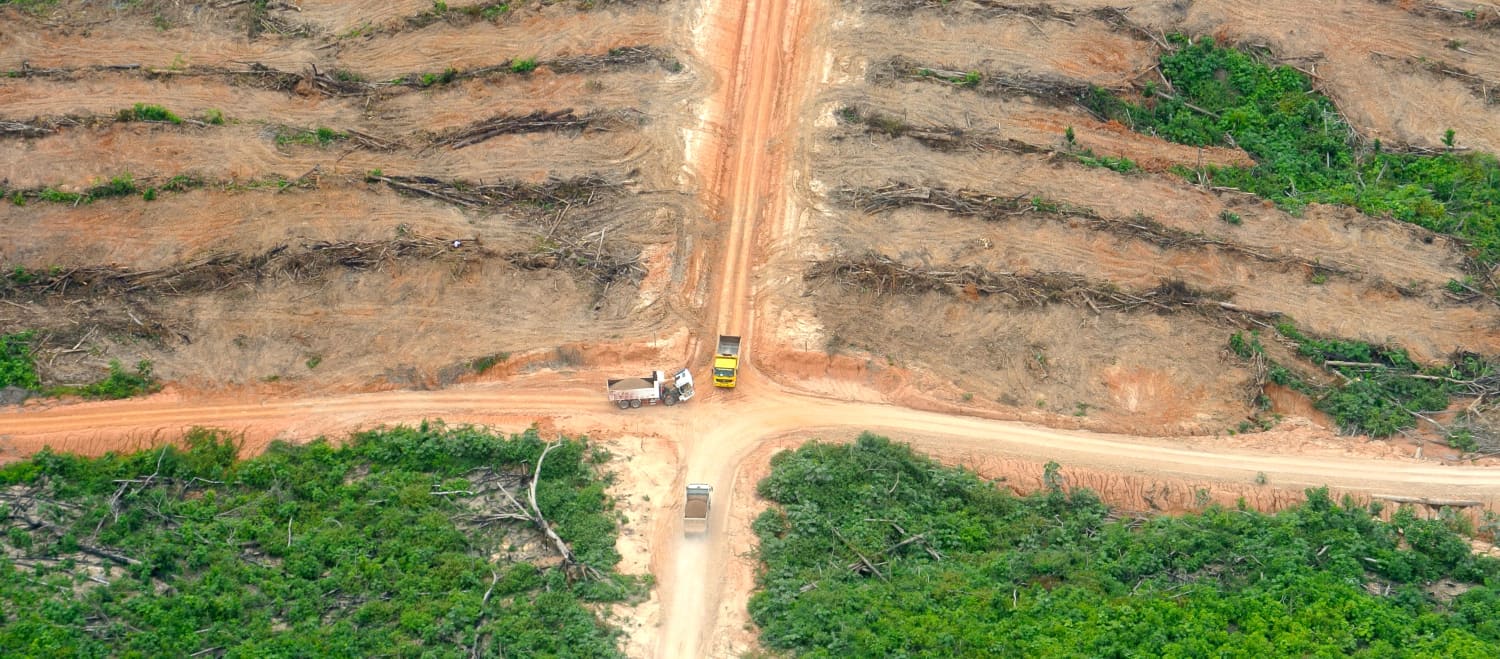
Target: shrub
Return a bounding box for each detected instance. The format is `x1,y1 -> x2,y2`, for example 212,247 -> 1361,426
509,57 -> 538,74
1087,37 -> 1500,264
120,103 -> 182,124
751,436 -> 1500,656
76,360 -> 158,399
203,109 -> 225,125
0,331 -> 41,390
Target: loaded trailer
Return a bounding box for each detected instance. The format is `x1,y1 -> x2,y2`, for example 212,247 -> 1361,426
684,483 -> 712,534
606,368 -> 695,409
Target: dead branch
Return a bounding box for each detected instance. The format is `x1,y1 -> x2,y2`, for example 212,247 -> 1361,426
526,441 -> 604,581
0,120 -> 55,137
370,174 -> 621,209
807,253 -> 1279,326
0,235 -> 491,302
832,526 -> 889,582
434,109 -> 642,149
836,183 -> 1354,276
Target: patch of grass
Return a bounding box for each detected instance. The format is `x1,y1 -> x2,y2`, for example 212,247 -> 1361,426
88,173 -> 138,199
118,103 -> 182,124
1086,36 -> 1500,264
471,352 -> 510,374
305,355 -> 322,370
1074,150 -> 1138,173
1219,210 -> 1242,225
203,108 -> 225,125
509,57 -> 538,74
0,331 -> 41,391
275,126 -> 348,147
45,360 -> 158,400
418,67 -> 460,87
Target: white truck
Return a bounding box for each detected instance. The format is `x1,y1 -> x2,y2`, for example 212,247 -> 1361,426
606,368 -> 695,409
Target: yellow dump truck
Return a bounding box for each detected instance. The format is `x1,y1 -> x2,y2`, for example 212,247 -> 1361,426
712,335 -> 741,388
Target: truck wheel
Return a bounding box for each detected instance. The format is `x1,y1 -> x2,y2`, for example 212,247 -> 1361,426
630,399 -> 642,409
664,393 -> 678,406
617,400 -> 631,410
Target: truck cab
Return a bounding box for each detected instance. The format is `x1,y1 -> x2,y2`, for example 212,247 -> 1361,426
671,368 -> 695,402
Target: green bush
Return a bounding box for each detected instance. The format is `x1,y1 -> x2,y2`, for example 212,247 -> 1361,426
119,103 -> 183,124
751,435 -> 1500,656
510,57 -> 538,74
0,425 -> 639,656
1227,326 -> 1491,437
0,331 -> 41,390
275,126 -> 348,147
1087,36 -> 1500,263
72,360 -> 158,400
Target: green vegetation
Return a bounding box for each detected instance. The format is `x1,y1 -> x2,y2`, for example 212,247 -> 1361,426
274,126 -> 348,147
203,109 -> 225,125
509,57 -> 538,74
0,0 -> 60,14
471,352 -> 511,374
751,435 -> 1500,656
44,360 -> 160,400
0,424 -> 640,656
0,331 -> 41,390
418,67 -> 461,87
1073,149 -> 1138,173
1086,36 -> 1500,263
1228,325 -> 1492,437
117,103 -> 182,124
0,328 -> 158,400
304,355 -> 322,370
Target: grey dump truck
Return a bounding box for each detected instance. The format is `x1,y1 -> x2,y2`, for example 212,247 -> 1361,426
684,483 -> 712,534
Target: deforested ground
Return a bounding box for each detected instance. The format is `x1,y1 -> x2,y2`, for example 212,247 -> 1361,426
763,0 -> 1500,440
1,0 -> 703,390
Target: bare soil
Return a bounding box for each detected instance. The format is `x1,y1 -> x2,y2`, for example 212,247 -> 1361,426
768,0 -> 1500,437
1,0 -> 703,391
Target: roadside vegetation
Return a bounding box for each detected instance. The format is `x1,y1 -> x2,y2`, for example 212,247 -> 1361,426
0,424 -> 639,656
752,435 -> 1500,656
0,331 -> 156,401
1085,36 -> 1500,265
1229,326 -> 1496,439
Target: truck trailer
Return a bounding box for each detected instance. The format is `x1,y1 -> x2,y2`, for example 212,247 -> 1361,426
606,368 -> 695,409
684,483 -> 712,534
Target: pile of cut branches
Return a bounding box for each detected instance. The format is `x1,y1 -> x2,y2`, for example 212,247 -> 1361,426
875,56 -> 1101,104
835,106 -> 1049,154
432,108 -> 644,149
838,183 -> 1354,276
547,46 -> 664,73
0,120 -> 55,138
369,173 -> 622,208
1,236 -> 487,300
807,253 -> 1277,324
